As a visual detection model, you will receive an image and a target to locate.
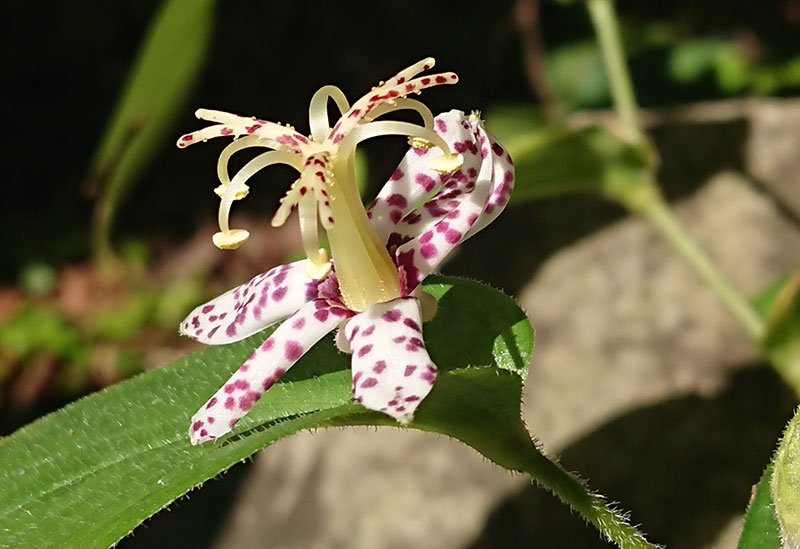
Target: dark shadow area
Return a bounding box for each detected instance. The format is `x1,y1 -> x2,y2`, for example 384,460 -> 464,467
0,394 -> 82,437
117,458 -> 252,549
650,117 -> 750,201
445,193 -> 626,296
465,364 -> 797,548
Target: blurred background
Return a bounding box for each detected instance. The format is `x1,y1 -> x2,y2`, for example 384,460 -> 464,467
2,0 -> 800,547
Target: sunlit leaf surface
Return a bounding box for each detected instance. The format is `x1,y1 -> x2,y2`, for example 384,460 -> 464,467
0,276 -> 531,548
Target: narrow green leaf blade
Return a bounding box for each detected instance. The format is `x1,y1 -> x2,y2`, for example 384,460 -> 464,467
0,276 -> 530,548
87,0 -> 215,257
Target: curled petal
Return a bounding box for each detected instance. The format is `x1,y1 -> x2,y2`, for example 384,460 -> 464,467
367,110 -> 480,243
392,113 -> 514,293
189,299 -> 350,444
463,132 -> 515,238
179,260 -> 318,344
345,297 -> 437,423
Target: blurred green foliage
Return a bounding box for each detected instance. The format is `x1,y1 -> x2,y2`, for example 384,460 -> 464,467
485,105 -> 651,203
0,270 -> 205,401
544,17 -> 800,111
87,0 -> 215,264
1,306 -> 80,362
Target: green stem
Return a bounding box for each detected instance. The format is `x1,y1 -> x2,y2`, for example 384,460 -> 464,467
639,192 -> 766,341
587,0 -> 641,141
91,195 -> 118,274
587,0 -> 766,342
452,420 -> 657,549
406,371 -> 659,549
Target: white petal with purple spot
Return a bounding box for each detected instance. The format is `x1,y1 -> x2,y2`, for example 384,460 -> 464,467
463,132 -> 515,238
367,110 -> 477,243
188,298 -> 351,444
344,297 -> 437,423
393,119 -> 514,294
180,260 -> 319,344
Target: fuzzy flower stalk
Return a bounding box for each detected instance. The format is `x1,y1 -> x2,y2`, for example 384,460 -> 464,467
178,58 -> 514,444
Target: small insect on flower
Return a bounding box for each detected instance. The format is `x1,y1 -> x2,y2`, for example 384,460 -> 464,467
178,58 -> 514,444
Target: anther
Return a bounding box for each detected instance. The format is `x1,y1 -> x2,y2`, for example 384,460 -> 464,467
427,153 -> 464,173
212,229 -> 250,250
408,137 -> 434,149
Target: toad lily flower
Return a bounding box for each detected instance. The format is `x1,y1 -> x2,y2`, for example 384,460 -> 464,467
178,58 -> 514,445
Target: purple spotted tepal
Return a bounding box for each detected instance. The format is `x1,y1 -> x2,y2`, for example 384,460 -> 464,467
178,58 -> 514,444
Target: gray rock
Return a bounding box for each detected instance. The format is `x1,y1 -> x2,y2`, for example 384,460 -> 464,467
213,99 -> 800,549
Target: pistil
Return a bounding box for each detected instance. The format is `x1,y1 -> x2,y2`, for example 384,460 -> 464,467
324,150 -> 402,312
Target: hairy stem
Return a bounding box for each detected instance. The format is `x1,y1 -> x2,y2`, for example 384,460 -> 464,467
403,370 -> 660,549
442,417 -> 658,548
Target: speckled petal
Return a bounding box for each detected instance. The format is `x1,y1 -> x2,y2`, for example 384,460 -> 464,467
367,110 -> 479,242
189,299 -> 351,444
463,132 -> 515,238
179,260 -> 321,344
392,115 -> 514,294
344,297 -> 437,423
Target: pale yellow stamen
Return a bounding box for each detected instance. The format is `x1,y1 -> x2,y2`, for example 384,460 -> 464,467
298,191 -> 332,279
214,184 -> 249,199
212,229 -> 250,250
305,251 -> 332,279
214,150 -> 301,250
345,121 -> 463,176
308,85 -> 350,142
190,58 -> 461,308
370,98 -> 435,129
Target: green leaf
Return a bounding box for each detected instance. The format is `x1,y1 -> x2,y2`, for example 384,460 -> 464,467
0,276 -> 656,548
772,406 -> 800,548
87,0 -> 215,262
668,39 -> 729,83
738,466 -> 782,549
0,277 -> 530,547
485,106 -> 652,204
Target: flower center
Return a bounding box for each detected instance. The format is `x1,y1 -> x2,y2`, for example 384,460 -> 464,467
179,58 -> 464,312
